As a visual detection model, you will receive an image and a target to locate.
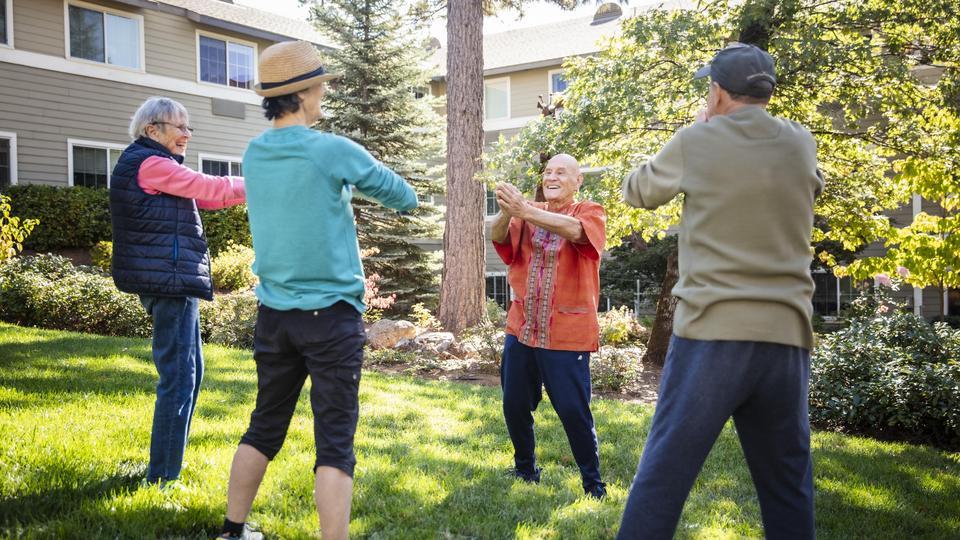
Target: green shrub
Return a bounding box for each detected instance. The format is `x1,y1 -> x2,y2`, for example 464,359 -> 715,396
599,306 -> 648,346
811,290 -> 960,448
5,185 -> 111,250
0,254 -> 150,337
1,194 -> 39,261
90,241 -> 113,272
211,243 -> 256,291
591,346 -> 644,393
199,290 -> 257,349
410,302 -> 442,331
203,205 -> 251,255
485,298 -> 507,328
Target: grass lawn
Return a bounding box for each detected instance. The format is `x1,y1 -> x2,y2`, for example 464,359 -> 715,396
1,322 -> 958,539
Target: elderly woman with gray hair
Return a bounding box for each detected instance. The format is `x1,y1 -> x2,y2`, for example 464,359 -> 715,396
110,96 -> 245,485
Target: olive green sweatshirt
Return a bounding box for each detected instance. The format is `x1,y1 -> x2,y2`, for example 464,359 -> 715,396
622,106 -> 824,350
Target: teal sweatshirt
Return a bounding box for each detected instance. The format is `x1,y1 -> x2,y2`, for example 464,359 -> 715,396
243,126 -> 418,313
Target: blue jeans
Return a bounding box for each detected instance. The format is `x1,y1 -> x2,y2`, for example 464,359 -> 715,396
140,295 -> 203,483
501,334 -> 603,490
617,336 -> 814,540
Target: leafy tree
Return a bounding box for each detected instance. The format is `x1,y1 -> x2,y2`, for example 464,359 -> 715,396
486,0 -> 960,361
600,234 -> 676,308
309,0 -> 445,312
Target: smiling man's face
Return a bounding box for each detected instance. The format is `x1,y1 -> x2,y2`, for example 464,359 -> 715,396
541,154 -> 583,205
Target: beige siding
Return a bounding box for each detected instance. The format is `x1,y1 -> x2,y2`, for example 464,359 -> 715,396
144,9 -> 197,81
0,62 -> 269,186
505,67 -> 555,118
11,0 -> 64,57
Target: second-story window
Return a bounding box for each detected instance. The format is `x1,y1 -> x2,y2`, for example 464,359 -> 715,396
199,34 -> 255,89
484,77 -> 510,120
550,70 -> 569,94
67,3 -> 142,69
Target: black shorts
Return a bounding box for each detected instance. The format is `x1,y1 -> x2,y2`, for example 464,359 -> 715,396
239,301 -> 366,477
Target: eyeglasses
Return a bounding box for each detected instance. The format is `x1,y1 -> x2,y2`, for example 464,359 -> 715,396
151,122 -> 194,135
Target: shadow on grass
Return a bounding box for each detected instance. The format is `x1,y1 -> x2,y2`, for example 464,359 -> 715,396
0,459 -> 145,530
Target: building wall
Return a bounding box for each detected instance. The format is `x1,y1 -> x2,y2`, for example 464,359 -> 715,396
1,0 -> 279,186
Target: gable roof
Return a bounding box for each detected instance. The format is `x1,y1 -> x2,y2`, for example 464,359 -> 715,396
114,0 -> 335,48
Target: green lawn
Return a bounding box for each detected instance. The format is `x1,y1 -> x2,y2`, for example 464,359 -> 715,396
0,323 -> 958,539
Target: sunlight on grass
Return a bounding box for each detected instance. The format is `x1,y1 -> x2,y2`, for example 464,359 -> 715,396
2,323 -> 959,539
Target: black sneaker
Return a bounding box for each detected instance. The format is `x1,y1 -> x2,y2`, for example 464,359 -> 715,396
218,524 -> 263,540
507,466 -> 542,484
585,483 -> 607,499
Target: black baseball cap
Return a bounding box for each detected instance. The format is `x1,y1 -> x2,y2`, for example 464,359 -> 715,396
694,43 -> 776,98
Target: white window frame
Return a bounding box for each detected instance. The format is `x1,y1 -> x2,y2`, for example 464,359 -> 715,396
195,29 -> 258,90
0,131 -> 17,186
483,76 -> 510,121
198,153 -> 243,176
66,138 -> 125,188
547,68 -> 569,95
484,187 -> 500,218
1,0 -> 14,49
63,0 -> 145,73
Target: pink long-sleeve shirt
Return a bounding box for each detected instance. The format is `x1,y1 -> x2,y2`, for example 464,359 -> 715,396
137,155 -> 245,209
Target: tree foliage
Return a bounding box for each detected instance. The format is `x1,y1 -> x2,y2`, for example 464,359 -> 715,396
310,0 -> 445,311
485,0 -> 960,289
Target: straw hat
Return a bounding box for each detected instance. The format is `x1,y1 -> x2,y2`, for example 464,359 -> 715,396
255,41 -> 338,98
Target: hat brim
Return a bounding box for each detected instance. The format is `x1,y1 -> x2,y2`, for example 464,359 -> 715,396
254,72 -> 340,98
693,64 -> 711,80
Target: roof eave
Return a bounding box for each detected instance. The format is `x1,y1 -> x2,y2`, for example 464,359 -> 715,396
110,0 -> 337,50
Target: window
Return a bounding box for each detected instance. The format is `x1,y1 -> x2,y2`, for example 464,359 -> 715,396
948,288 -> 960,316
68,140 -> 124,188
812,270 -> 856,317
1,0 -> 11,47
199,33 -> 255,89
0,132 -> 16,189
549,69 -> 569,94
486,274 -> 510,310
485,188 -> 499,216
200,155 -> 242,177
483,77 -> 509,120
67,2 -> 143,70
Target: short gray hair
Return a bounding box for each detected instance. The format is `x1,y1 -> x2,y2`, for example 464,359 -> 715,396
129,97 -> 189,140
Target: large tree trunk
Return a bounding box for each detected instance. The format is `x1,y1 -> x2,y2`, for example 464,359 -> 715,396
643,249 -> 679,367
438,0 -> 486,336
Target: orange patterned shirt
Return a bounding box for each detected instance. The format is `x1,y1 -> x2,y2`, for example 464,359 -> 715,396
492,200 -> 606,352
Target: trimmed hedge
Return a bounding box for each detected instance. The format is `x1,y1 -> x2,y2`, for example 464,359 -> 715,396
4,184 -> 251,253
6,185 -> 111,250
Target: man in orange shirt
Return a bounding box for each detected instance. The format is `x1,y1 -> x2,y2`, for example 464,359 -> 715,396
491,153 -> 607,499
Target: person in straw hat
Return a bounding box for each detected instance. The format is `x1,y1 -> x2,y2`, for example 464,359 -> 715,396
218,41 -> 417,540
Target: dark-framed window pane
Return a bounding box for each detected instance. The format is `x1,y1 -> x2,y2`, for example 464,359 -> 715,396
485,275 -> 509,310
201,159 -> 230,176
1,1 -> 8,45
73,146 -> 108,189
69,5 -> 105,63
812,271 -> 838,316
0,139 -> 10,190
485,188 -> 499,216
230,162 -> 242,176
227,42 -> 254,89
200,36 -> 227,85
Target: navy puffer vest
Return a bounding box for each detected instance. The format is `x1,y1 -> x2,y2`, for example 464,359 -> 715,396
109,137 -> 213,300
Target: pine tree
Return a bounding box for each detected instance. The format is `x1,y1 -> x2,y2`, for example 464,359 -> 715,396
310,0 -> 445,312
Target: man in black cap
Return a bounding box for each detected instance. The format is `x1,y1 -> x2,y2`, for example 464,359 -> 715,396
616,43 -> 823,539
